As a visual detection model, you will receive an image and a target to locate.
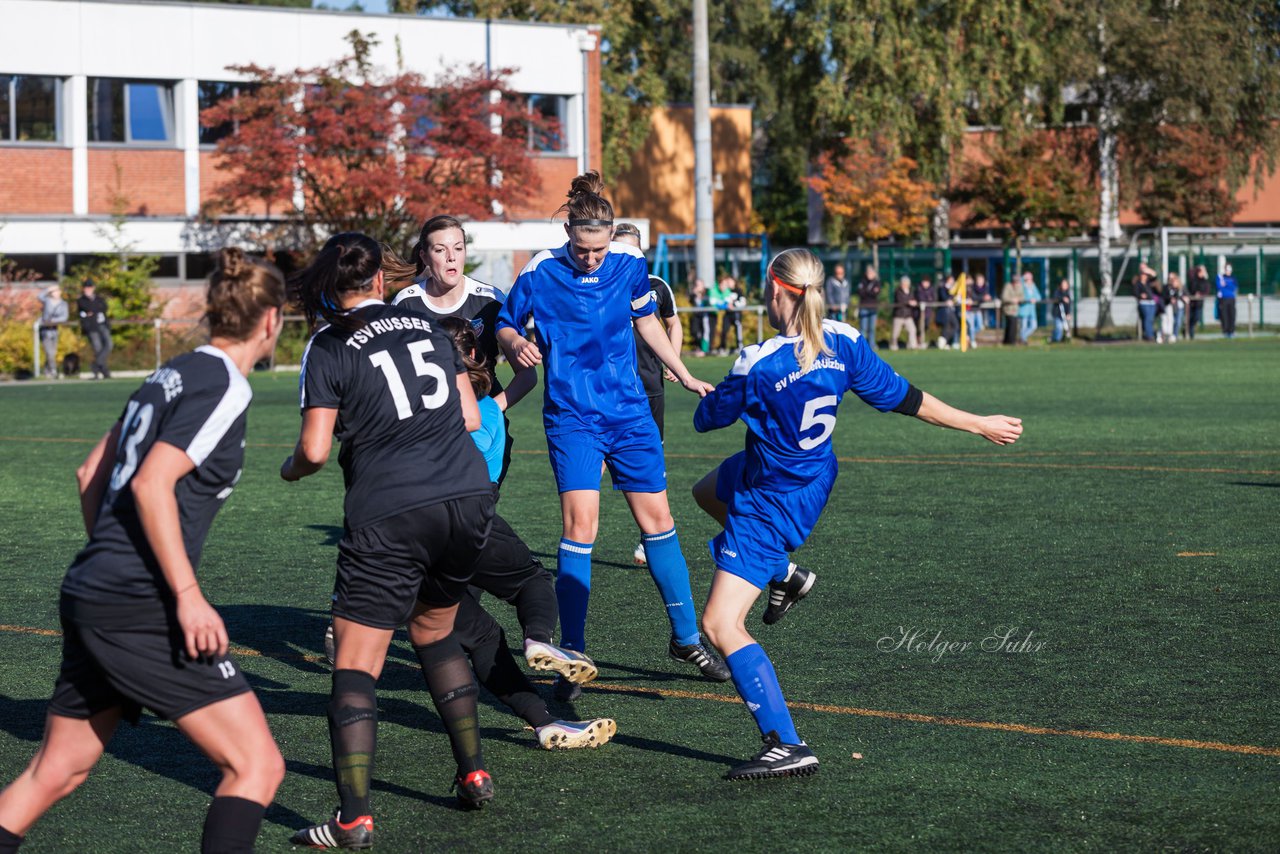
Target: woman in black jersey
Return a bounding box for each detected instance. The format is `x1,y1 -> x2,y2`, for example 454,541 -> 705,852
0,249 -> 287,854
283,233 -> 497,849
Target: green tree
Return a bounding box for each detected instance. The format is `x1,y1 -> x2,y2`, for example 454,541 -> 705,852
1045,0 -> 1280,327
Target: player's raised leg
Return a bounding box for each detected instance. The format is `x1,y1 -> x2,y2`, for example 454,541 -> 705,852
625,489 -> 730,682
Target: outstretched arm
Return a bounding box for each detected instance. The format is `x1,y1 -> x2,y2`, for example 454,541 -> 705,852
914,392 -> 1022,445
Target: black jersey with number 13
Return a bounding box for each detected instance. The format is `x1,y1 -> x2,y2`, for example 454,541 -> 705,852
300,301 -> 490,531
61,345 -> 253,625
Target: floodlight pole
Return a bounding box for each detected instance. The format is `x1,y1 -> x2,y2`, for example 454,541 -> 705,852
692,0 -> 715,291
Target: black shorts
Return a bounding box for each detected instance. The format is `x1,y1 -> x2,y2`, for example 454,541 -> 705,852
647,392 -> 665,441
49,613 -> 250,724
334,495 -> 494,630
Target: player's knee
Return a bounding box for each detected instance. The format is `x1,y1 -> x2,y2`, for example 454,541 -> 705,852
32,759 -> 91,801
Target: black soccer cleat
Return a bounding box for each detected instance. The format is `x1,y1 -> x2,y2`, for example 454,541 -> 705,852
290,811 -> 374,849
725,732 -> 819,781
453,769 -> 495,810
552,673 -> 583,702
668,639 -> 731,682
763,565 -> 816,625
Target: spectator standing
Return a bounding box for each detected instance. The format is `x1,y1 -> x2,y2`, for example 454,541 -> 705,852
1000,279 -> 1021,345
824,263 -> 850,322
1134,267 -> 1157,342
856,266 -> 881,347
1165,272 -> 1186,342
967,272 -> 988,341
1216,263 -> 1238,338
76,279 -> 112,379
936,275 -> 959,349
889,276 -> 919,350
915,276 -> 938,345
1051,278 -> 1072,342
1185,264 -> 1211,339
1019,271 -> 1041,343
691,278 -> 714,356
37,285 -> 68,378
707,275 -> 730,354
717,276 -> 745,354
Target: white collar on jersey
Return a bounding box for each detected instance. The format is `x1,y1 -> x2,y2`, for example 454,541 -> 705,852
346,298 -> 385,312
413,275 -> 480,314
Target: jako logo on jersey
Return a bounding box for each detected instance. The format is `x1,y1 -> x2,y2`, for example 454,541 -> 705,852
720,547 -> 738,559
580,276 -> 599,283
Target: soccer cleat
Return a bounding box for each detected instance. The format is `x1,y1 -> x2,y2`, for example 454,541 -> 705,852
323,621 -> 336,666
290,811 -> 374,849
763,565 -> 817,626
453,769 -> 494,809
668,639 -> 731,682
551,673 -> 583,702
725,732 -> 819,781
632,542 -> 648,565
524,639 -> 598,684
535,718 -> 617,750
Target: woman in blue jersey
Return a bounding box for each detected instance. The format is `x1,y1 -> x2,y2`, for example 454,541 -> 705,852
693,248 -> 1023,780
496,172 -> 730,699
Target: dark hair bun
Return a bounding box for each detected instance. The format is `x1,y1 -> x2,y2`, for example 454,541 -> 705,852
568,171 -> 606,199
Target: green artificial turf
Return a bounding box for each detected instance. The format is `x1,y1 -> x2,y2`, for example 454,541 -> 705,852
0,338 -> 1277,851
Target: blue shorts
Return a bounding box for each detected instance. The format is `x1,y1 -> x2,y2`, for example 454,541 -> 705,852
709,451 -> 836,589
546,419 -> 667,494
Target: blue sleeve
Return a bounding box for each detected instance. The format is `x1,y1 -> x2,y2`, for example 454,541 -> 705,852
843,333 -> 909,412
694,370 -> 748,432
496,272 -> 533,334
626,254 -> 656,319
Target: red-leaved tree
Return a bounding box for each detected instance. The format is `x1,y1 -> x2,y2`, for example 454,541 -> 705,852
201,31 -> 550,251
807,138 -> 936,270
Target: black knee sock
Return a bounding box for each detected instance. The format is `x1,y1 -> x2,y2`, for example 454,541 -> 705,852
513,562 -> 558,645
469,625 -> 555,728
414,635 -> 485,775
0,824 -> 22,854
200,796 -> 265,854
328,669 -> 377,823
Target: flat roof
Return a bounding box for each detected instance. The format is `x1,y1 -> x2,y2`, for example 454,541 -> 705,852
34,0 -> 600,32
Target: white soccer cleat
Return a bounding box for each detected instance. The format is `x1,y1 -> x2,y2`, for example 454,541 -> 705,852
524,639 -> 598,684
535,718 -> 617,749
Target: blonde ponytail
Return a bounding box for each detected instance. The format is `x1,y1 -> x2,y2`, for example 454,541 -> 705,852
769,248 -> 831,373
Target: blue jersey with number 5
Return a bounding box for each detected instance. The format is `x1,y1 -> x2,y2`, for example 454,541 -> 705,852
694,320 -> 908,490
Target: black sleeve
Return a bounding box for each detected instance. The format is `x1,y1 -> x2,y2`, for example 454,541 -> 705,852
301,335 -> 344,410
892,384 -> 923,416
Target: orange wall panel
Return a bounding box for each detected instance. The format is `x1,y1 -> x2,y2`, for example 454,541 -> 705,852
611,105 -> 754,237
0,148 -> 73,214
198,150 -> 274,216
87,148 -> 185,216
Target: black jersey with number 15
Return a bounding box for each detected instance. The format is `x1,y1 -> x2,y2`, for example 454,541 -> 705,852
61,345 -> 253,626
300,301 -> 491,531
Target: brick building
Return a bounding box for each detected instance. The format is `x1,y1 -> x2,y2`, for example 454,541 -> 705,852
0,0 -> 607,291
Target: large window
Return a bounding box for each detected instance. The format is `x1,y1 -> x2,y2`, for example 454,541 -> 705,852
198,81 -> 256,145
524,93 -> 569,153
89,78 -> 175,144
0,75 -> 60,143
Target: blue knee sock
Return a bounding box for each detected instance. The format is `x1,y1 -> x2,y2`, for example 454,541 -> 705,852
726,643 -> 800,744
556,539 -> 593,652
642,527 -> 700,646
